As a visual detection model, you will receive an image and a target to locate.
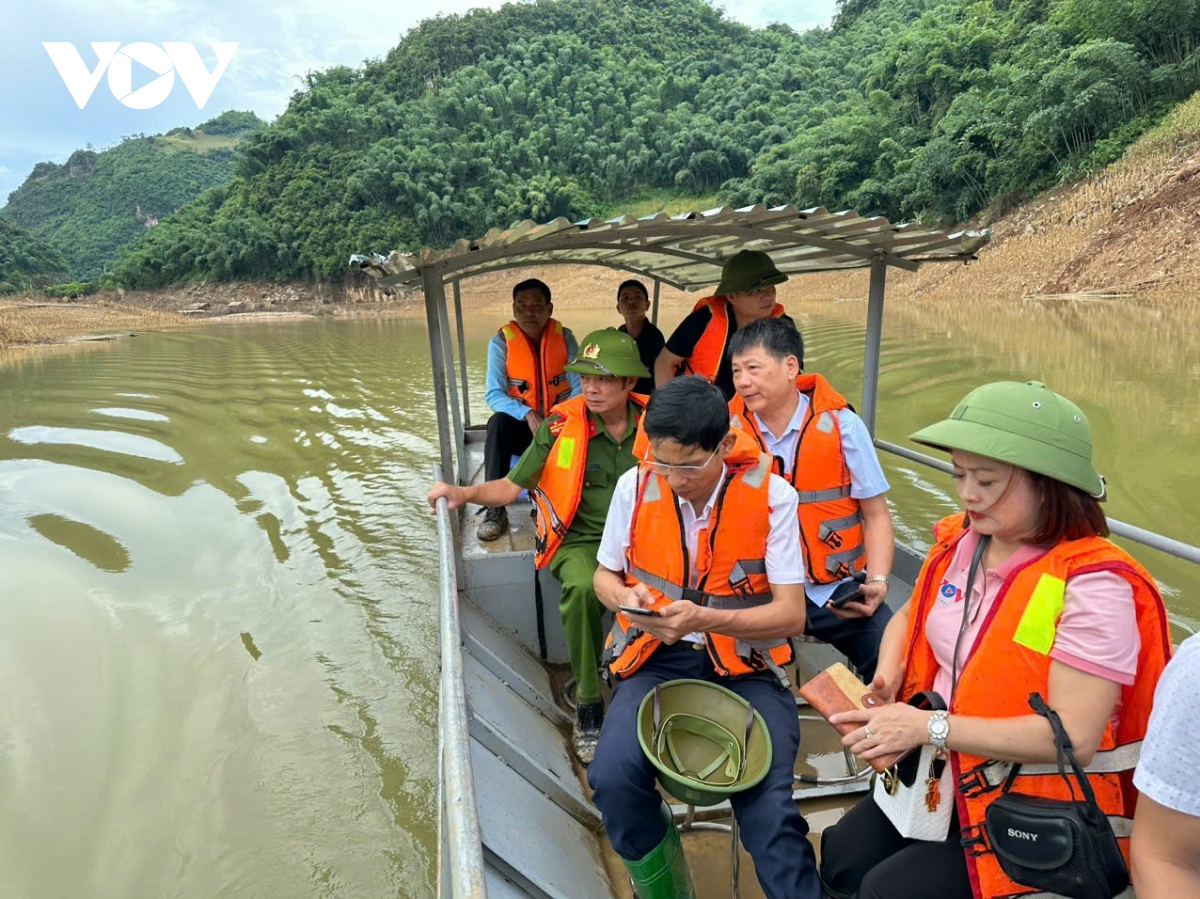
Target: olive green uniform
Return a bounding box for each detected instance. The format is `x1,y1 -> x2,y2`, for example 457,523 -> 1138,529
508,401 -> 640,704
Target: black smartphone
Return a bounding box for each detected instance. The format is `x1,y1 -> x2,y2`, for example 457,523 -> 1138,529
618,604 -> 661,617
828,582 -> 864,610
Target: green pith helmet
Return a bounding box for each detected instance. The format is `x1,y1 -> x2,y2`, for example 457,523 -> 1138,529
637,679 -> 772,807
566,327 -> 651,378
910,380 -> 1105,498
715,249 -> 788,296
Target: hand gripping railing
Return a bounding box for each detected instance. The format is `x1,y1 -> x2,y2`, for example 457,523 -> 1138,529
433,464 -> 488,899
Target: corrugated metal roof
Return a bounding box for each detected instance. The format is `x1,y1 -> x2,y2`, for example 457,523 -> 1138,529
349,204 -> 990,290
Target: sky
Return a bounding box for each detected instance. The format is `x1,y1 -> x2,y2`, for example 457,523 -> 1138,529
0,0 -> 837,205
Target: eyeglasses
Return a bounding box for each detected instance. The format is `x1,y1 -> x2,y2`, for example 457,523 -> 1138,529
644,446 -> 720,477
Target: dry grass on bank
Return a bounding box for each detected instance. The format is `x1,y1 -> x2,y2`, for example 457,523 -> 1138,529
0,300 -> 189,350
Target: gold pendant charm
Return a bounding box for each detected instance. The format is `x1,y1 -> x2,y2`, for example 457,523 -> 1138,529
924,751 -> 947,812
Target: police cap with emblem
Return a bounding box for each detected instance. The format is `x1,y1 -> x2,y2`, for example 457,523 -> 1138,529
566,327 -> 651,378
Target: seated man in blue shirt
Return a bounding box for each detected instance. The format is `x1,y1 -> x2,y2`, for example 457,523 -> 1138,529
481,278 -> 580,540
728,317 -> 895,680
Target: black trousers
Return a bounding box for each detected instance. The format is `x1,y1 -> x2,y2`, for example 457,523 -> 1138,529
484,411 -> 533,482
819,793 -> 972,899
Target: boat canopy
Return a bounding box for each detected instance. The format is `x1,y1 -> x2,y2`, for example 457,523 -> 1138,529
350,204 -> 989,290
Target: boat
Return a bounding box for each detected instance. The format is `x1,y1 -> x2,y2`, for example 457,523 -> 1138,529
350,205 -> 1200,899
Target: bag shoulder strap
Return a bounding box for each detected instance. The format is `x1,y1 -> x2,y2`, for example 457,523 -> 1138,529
1002,692 -> 1102,809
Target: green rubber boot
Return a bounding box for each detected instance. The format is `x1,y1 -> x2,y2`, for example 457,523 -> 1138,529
621,804 -> 697,899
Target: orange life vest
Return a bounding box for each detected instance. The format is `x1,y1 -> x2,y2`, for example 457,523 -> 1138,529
899,515 -> 1172,899
602,427 -> 795,685
730,373 -> 866,584
530,393 -> 648,570
500,318 -> 572,416
681,296 -> 786,383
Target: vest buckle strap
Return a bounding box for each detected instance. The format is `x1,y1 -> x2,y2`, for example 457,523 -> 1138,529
959,824 -> 991,857
733,639 -> 791,688
605,620 -> 641,661
957,762 -> 1000,798
962,741 -> 1144,795
760,652 -> 792,689
629,565 -> 707,605
825,544 -> 866,575
729,558 -> 767,583
795,485 -> 852,504
507,377 -> 529,391
818,510 -> 864,542
704,593 -> 773,611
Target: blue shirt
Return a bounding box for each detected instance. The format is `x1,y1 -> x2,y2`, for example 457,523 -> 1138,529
485,328 -> 582,420
752,391 -> 889,603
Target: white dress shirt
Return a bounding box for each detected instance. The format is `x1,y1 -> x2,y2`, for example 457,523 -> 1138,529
751,390 -> 890,606
597,462 -> 805,643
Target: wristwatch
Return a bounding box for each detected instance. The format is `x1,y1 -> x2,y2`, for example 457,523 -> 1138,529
865,574 -> 889,585
928,710 -> 950,750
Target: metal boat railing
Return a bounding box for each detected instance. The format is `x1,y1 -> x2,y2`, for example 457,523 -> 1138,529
875,439 -> 1200,567
433,463 -> 488,899
405,216 -> 1198,899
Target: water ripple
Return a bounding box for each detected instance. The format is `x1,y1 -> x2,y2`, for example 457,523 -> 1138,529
8,425 -> 184,464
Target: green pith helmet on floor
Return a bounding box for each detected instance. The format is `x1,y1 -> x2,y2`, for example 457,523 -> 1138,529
566,327 -> 651,378
910,380 -> 1105,498
715,249 -> 788,296
637,679 -> 773,808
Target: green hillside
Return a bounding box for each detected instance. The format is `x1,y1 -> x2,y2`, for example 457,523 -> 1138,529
2,111 -> 263,281
84,0 -> 1200,287
0,217 -> 70,294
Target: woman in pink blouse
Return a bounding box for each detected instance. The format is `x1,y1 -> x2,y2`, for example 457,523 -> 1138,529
818,381 -> 1172,899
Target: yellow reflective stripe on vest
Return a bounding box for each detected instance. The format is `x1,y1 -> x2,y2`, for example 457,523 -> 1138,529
1013,572 -> 1066,655
555,436 -> 576,470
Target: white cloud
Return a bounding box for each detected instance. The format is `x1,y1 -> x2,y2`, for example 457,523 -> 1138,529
0,0 -> 837,201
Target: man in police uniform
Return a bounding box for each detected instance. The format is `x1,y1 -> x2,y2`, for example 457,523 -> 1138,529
654,250 -> 799,400
428,328 -> 650,764
728,317 -> 894,680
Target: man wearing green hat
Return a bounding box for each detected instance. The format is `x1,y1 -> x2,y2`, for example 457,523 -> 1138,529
428,328 -> 651,764
655,249 -> 799,400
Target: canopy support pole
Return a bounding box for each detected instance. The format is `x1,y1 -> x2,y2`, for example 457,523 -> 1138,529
452,280 -> 470,427
422,267 -> 456,480
652,280 -> 661,326
437,291 -> 467,486
860,256 -> 887,437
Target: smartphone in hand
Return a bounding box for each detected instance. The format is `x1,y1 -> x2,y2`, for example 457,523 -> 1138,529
618,604 -> 661,617
828,572 -> 867,610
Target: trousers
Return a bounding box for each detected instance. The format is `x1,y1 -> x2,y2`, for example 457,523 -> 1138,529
587,644 -> 823,899
819,793 -> 971,899
804,598 -> 894,682
484,411 -> 533,482
546,540 -> 607,705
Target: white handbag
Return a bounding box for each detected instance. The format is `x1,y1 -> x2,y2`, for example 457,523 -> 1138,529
873,743 -> 953,840
872,690 -> 954,841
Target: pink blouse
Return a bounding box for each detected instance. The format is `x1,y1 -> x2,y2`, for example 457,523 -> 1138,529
925,528 -> 1140,702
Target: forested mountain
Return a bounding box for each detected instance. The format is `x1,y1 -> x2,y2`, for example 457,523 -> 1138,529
0,218 -> 70,294
2,111 -> 263,280
77,0 -> 1200,286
